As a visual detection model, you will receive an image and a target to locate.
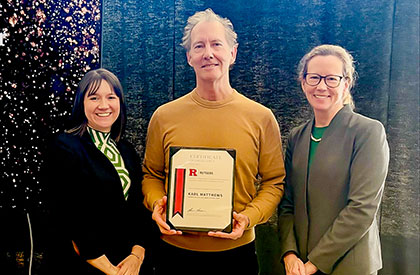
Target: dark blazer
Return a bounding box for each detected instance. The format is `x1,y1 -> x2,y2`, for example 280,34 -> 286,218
45,131 -> 156,274
278,105 -> 389,275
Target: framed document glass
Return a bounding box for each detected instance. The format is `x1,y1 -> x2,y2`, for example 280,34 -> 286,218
166,147 -> 235,232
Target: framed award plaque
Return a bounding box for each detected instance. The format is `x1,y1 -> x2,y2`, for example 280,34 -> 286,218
166,146 -> 236,233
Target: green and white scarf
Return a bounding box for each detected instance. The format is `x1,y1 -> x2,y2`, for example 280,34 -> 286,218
87,127 -> 131,200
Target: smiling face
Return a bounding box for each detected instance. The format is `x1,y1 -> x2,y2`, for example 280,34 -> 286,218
186,20 -> 237,85
84,79 -> 120,132
301,55 -> 350,118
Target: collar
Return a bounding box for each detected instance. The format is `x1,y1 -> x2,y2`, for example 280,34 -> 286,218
87,127 -> 111,149
190,88 -> 237,109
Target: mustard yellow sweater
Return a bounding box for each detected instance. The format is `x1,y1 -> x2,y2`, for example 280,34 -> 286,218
142,89 -> 285,251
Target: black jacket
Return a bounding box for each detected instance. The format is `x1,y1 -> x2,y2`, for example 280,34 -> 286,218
45,131 -> 156,274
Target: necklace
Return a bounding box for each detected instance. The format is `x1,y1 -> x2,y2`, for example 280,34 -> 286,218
310,133 -> 322,142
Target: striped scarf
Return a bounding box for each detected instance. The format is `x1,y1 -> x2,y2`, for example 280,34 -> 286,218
87,127 -> 131,200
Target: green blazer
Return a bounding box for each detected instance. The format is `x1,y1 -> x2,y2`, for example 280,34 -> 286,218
278,105 -> 389,274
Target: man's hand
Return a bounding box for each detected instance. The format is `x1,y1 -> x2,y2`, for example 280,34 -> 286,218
152,196 -> 182,235
208,212 -> 248,240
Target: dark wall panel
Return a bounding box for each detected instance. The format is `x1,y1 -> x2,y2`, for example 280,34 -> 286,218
380,0 -> 419,274
102,0 -> 175,154
326,0 -> 394,124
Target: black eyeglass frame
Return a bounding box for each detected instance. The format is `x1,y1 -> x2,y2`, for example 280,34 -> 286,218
303,73 -> 346,88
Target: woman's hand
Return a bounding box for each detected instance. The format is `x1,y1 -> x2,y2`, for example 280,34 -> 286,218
87,254 -> 119,275
116,246 -> 145,275
208,212 -> 248,240
304,261 -> 318,275
152,196 -> 182,235
284,252 -> 306,275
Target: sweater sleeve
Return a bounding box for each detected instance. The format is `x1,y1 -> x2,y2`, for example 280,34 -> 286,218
142,109 -> 167,211
241,111 -> 285,227
308,120 -> 389,273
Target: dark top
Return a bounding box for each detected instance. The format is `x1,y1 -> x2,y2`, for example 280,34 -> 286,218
44,131 -> 156,274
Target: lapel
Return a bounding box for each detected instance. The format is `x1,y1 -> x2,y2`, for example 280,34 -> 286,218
80,132 -> 129,199
307,105 -> 351,180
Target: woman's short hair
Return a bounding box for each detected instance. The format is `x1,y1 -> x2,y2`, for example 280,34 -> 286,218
67,68 -> 126,141
297,44 -> 357,109
181,8 -> 238,51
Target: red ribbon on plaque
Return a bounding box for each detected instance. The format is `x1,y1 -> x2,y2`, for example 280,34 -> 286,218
173,168 -> 186,217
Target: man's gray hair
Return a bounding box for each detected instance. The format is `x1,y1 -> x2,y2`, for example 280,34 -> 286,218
181,8 -> 238,51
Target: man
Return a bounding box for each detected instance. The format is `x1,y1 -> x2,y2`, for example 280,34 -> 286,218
142,8 -> 285,274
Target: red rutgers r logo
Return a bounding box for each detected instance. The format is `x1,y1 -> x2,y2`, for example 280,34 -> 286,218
189,169 -> 197,176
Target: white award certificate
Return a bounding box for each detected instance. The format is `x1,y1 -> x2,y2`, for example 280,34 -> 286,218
166,147 -> 235,232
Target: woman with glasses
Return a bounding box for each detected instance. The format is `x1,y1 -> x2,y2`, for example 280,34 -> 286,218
278,45 -> 389,275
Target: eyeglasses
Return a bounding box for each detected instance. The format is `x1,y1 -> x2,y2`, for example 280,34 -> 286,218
304,73 -> 345,88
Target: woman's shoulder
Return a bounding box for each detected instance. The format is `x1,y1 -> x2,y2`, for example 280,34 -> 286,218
289,119 -> 311,138
347,110 -> 386,135
50,131 -> 88,153
54,131 -> 81,144
44,132 -> 87,165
